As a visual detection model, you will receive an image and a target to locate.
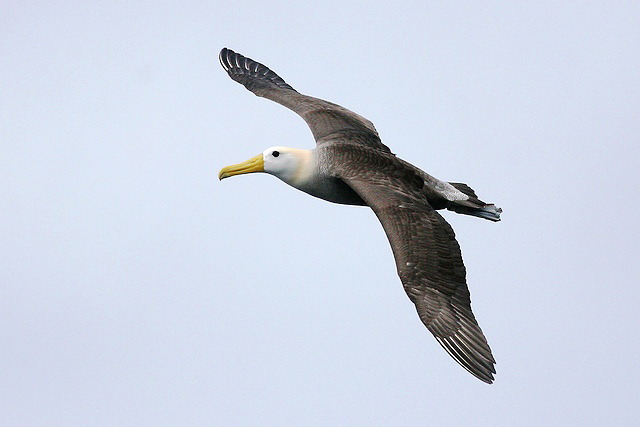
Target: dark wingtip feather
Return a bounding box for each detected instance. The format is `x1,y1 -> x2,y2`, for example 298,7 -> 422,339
438,335 -> 496,384
447,317 -> 496,383
218,47 -> 297,93
427,305 -> 496,384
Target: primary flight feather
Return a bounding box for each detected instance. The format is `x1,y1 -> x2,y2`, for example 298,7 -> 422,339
218,48 -> 501,383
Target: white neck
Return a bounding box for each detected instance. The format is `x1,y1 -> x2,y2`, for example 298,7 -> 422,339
264,146 -> 365,206
264,147 -> 315,189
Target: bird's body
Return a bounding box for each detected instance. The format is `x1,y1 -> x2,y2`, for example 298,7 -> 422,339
218,48 -> 501,383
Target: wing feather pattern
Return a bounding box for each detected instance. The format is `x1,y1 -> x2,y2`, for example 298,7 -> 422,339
219,48 -> 389,151
328,144 -> 496,383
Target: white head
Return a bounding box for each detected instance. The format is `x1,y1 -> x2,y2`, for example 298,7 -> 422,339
219,146 -> 313,187
263,146 -> 313,184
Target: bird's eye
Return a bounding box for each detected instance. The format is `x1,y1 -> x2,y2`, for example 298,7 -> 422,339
272,151 -> 280,157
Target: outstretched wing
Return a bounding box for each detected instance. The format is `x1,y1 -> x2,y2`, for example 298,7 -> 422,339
219,48 -> 389,152
331,146 -> 496,383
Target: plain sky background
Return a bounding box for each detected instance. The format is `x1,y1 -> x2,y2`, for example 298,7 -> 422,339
2,1 -> 639,425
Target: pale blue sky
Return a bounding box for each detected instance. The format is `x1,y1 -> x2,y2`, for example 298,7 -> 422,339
2,1 -> 639,425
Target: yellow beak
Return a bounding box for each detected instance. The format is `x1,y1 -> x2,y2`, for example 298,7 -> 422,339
218,154 -> 265,180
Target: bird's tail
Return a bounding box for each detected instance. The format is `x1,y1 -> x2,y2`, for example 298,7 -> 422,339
447,182 -> 502,222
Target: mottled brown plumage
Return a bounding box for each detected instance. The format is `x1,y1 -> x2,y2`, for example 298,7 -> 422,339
219,48 -> 501,383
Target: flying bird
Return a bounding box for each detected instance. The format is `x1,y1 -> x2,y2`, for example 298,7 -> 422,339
218,48 -> 501,383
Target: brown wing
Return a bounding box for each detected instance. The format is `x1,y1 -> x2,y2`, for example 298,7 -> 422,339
330,146 -> 496,383
219,48 -> 390,152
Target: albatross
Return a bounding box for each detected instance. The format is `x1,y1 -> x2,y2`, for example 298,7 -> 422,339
218,48 -> 501,384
